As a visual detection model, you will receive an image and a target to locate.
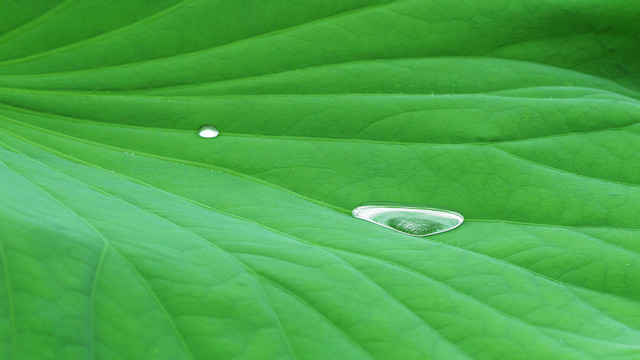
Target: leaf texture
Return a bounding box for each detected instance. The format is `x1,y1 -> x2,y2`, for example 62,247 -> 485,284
0,0 -> 639,359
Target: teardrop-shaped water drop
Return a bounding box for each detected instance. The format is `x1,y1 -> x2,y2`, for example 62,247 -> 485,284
352,204 -> 463,236
198,125 -> 219,138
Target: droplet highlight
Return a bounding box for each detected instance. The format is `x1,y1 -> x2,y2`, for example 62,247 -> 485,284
352,203 -> 463,236
198,125 -> 219,138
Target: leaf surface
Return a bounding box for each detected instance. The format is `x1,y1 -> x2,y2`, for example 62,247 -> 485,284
0,1 -> 639,359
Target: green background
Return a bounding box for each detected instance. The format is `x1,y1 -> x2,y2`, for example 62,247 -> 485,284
0,0 -> 639,358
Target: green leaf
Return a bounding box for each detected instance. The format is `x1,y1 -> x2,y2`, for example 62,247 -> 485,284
1,0 -> 639,359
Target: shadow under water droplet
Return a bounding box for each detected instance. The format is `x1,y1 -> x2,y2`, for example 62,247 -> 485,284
352,203 -> 463,237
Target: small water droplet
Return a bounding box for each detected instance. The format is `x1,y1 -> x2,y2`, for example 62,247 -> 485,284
198,125 -> 219,138
352,203 -> 463,237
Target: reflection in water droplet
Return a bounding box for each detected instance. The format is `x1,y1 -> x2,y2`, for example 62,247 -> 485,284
352,203 -> 463,236
198,125 -> 219,138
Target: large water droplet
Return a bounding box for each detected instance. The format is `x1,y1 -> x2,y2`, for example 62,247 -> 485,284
198,125 -> 219,138
352,204 -> 463,236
